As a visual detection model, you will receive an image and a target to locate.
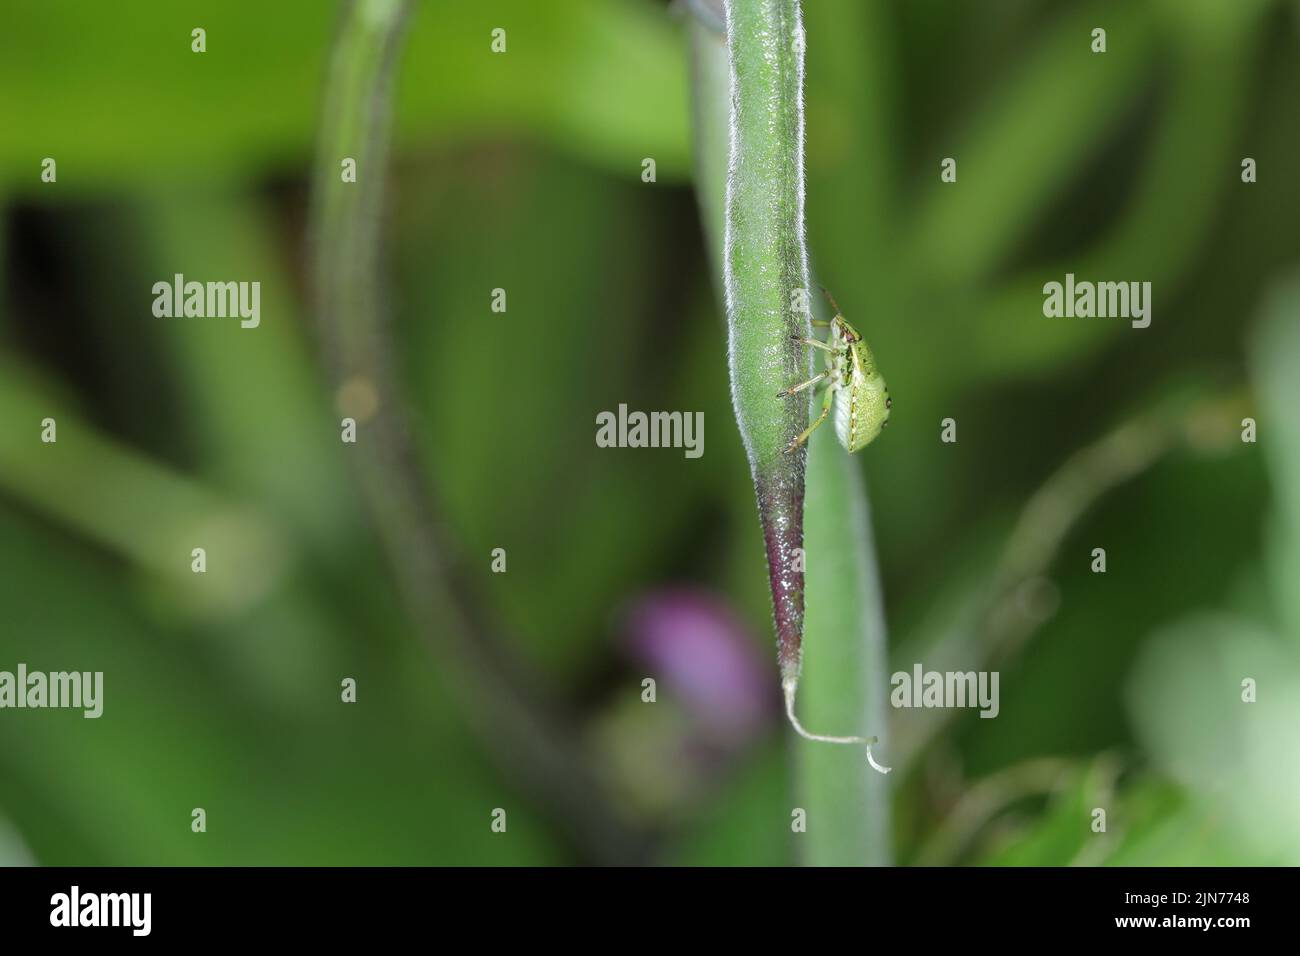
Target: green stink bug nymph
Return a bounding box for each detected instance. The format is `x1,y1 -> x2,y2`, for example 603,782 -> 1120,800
777,288 -> 891,455
775,288 -> 893,773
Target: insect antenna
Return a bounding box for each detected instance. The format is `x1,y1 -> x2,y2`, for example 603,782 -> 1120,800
782,680 -> 891,774
818,285 -> 844,318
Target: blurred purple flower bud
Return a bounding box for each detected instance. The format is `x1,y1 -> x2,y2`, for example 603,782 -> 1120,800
622,588 -> 776,746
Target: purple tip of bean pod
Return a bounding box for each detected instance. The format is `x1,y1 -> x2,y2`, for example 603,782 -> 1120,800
622,588 -> 776,745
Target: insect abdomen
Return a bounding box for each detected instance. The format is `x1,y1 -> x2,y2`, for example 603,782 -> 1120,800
834,348 -> 890,453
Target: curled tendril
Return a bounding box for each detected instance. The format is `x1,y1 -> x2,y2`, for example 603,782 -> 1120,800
783,681 -> 891,774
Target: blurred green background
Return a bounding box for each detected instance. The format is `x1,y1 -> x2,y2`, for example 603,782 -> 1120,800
1,0 -> 1298,865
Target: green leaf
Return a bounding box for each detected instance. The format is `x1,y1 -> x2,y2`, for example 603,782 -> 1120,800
798,430 -> 893,865
0,0 -> 689,193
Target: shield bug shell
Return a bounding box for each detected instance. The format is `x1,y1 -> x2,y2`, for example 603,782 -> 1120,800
777,289 -> 890,455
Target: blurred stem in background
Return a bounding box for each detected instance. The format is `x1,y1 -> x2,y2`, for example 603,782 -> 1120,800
911,756 -> 1073,866
309,0 -> 647,863
690,0 -> 892,864
0,355 -> 290,615
684,2 -> 728,287
891,387 -> 1254,776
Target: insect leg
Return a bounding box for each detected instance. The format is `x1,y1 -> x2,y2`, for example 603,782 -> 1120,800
775,369 -> 831,398
782,395 -> 832,454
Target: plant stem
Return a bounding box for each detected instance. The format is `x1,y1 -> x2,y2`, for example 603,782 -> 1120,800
723,0 -> 812,687
695,0 -> 894,863
309,0 -> 646,864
